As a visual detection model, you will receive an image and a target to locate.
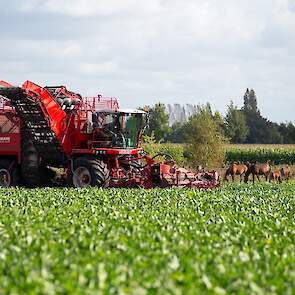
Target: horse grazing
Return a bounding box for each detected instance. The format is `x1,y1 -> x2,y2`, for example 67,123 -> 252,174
269,170 -> 282,183
224,162 -> 248,182
280,165 -> 291,181
244,161 -> 271,183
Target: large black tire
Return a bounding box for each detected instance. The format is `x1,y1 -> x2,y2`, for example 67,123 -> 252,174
67,157 -> 110,188
0,159 -> 20,187
21,136 -> 57,187
21,136 -> 42,186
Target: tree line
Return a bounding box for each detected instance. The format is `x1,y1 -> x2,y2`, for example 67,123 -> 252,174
146,89 -> 295,144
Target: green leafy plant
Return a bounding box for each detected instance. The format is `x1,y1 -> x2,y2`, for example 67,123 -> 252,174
0,184 -> 295,293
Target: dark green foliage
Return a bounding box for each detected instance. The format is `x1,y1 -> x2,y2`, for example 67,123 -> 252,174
166,122 -> 186,143
146,94 -> 295,145
0,185 -> 295,293
213,111 -> 226,135
225,101 -> 249,143
279,122 -> 295,144
243,88 -> 259,113
242,109 -> 283,144
147,103 -> 171,142
241,89 -> 286,144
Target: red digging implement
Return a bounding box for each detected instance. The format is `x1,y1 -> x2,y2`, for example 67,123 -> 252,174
0,80 -> 219,188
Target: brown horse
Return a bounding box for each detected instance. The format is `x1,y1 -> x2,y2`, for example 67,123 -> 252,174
269,170 -> 282,183
244,161 -> 271,183
280,165 -> 291,181
224,162 -> 248,182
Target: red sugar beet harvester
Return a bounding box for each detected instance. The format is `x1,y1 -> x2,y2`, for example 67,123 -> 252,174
0,80 -> 219,188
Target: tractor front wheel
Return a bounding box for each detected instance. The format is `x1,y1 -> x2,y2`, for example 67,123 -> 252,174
68,157 -> 110,188
0,159 -> 19,187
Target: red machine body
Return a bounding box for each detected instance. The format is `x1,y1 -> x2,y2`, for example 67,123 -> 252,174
0,80 -> 220,189
0,81 -> 21,164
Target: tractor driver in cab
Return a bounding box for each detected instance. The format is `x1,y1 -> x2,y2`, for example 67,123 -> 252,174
92,111 -> 126,148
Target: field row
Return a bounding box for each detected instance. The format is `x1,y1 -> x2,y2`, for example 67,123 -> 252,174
225,147 -> 295,164
0,185 -> 294,293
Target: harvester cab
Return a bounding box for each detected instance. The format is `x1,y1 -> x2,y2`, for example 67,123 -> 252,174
91,109 -> 147,149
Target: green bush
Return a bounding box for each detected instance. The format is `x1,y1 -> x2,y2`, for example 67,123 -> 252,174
184,106 -> 227,169
142,143 -> 185,165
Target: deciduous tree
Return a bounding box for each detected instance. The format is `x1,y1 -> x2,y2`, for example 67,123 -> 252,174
184,105 -> 227,168
147,103 -> 171,142
225,101 -> 249,143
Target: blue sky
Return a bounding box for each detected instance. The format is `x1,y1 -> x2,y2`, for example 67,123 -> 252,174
1,0 -> 295,122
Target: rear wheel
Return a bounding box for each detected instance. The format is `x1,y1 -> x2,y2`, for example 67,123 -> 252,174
21,136 -> 42,186
0,159 -> 19,187
67,157 -> 110,188
21,136 -> 56,187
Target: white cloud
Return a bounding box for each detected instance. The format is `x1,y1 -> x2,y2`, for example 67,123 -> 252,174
79,61 -> 119,75
21,0 -> 160,17
1,39 -> 81,60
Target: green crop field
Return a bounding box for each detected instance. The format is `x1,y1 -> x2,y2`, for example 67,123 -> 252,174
0,185 -> 295,294
225,145 -> 295,165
